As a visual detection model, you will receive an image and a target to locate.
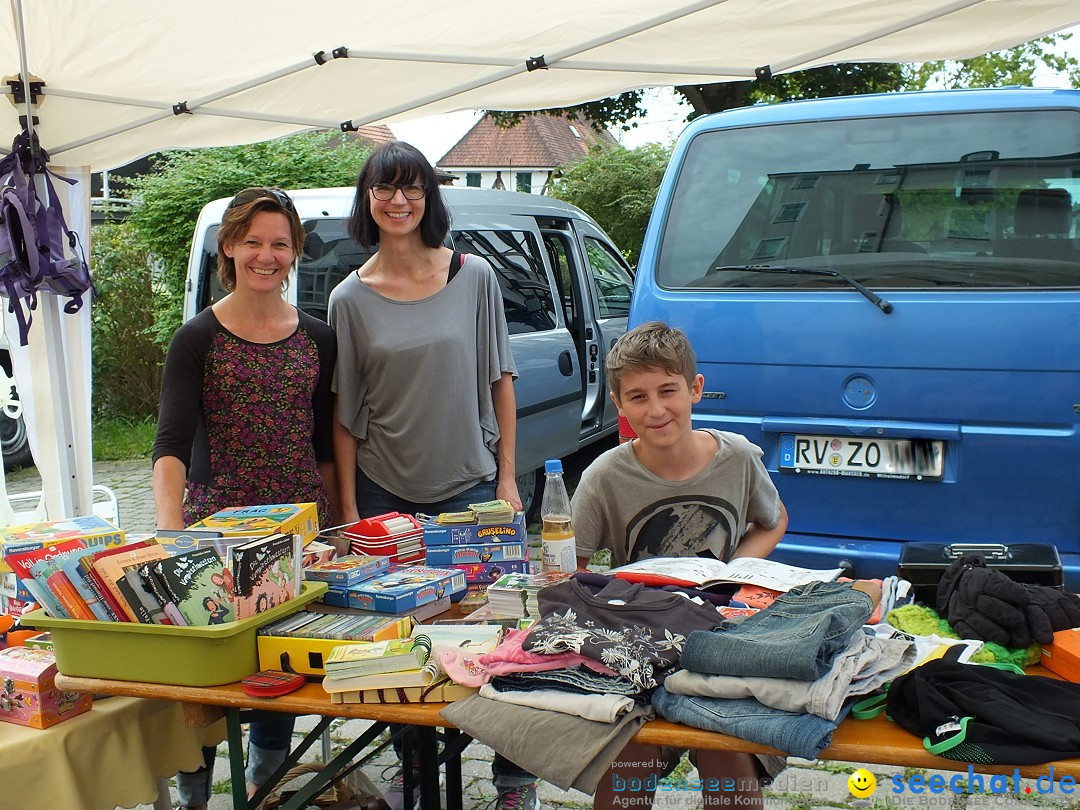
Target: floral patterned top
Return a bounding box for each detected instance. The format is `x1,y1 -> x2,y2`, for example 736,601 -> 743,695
153,307 -> 336,526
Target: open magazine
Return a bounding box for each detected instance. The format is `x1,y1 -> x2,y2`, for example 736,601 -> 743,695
608,556 -> 843,592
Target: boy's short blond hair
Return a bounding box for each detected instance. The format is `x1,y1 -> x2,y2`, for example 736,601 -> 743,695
607,321 -> 697,399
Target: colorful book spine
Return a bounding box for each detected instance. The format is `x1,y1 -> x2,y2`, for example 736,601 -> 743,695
58,550 -> 111,621
41,564 -> 96,620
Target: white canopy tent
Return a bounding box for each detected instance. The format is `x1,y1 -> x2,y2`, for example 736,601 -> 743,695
1,0 -> 1078,520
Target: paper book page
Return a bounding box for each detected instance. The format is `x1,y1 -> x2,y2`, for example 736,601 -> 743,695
609,556 -> 842,591
716,557 -> 844,590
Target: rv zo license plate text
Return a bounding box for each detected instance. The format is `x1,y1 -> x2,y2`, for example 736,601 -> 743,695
779,434 -> 943,481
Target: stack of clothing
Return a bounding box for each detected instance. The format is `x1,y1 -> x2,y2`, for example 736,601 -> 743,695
442,576 -> 724,792
653,580 -> 916,759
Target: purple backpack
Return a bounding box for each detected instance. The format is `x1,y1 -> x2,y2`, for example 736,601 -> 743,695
0,132 -> 95,345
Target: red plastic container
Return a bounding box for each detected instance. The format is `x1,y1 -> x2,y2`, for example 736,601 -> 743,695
342,512 -> 425,564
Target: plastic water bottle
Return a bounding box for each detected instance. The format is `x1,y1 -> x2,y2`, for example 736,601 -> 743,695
541,459 -> 577,573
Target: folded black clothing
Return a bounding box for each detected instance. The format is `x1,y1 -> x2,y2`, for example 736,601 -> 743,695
887,659 -> 1080,765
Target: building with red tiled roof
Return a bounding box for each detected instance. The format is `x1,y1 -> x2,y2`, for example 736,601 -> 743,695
437,113 -> 617,195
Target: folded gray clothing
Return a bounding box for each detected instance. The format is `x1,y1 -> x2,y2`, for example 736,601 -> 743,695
490,666 -> 641,697
441,695 -> 654,793
478,683 -> 636,723
664,631 -> 915,721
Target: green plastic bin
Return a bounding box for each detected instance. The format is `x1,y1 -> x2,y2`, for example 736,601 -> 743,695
21,581 -> 327,686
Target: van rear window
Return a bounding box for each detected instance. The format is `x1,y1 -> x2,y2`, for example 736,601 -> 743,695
657,110 -> 1080,290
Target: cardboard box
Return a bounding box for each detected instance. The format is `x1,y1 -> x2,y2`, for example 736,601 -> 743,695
447,559 -> 533,584
425,542 -> 527,566
1042,628 -> 1080,683
0,646 -> 92,728
20,581 -> 327,686
344,566 -> 467,613
0,515 -> 125,573
422,512 -> 527,547
188,503 -> 320,546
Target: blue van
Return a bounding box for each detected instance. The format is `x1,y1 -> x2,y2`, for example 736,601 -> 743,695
632,88 -> 1080,588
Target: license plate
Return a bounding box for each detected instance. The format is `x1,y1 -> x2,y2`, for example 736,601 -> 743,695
779,434 -> 944,480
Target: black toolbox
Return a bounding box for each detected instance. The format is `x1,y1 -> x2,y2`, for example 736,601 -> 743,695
898,543 -> 1064,607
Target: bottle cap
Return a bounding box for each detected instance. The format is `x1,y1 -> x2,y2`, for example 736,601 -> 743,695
544,459 -> 563,474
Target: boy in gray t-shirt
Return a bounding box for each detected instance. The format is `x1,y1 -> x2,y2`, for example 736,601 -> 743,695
572,320 -> 788,810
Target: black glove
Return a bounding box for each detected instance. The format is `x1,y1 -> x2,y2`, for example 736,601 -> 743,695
1020,584 -> 1080,645
935,555 -> 1036,648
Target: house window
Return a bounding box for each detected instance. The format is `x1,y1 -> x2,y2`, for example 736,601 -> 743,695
516,172 -> 532,194
466,172 -> 481,187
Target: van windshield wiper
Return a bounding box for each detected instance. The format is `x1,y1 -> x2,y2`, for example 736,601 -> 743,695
712,264 -> 893,314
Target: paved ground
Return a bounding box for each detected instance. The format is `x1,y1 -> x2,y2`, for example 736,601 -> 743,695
6,458 -> 1073,809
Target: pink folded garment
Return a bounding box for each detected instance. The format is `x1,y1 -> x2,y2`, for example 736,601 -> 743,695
478,627 -> 618,677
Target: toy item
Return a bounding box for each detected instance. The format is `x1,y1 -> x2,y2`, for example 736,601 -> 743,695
0,646 -> 92,728
343,513 -> 424,564
242,669 -> 306,698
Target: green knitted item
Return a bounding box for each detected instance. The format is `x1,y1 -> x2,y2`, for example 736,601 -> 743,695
886,604 -> 1041,667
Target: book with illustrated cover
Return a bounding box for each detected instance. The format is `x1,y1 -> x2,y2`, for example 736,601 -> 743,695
607,556 -> 843,592
188,503 -> 319,546
231,533 -> 302,620
58,547 -> 113,621
3,539 -> 87,618
343,566 -> 467,613
154,548 -> 234,626
324,637 -> 431,678
304,554 -> 389,585
139,562 -> 187,626
91,544 -> 171,623
80,541 -> 152,621
120,561 -> 172,624
36,558 -> 96,620
321,642 -> 443,693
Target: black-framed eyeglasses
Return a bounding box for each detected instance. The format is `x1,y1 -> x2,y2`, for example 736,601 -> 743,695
226,187 -> 296,212
370,183 -> 426,201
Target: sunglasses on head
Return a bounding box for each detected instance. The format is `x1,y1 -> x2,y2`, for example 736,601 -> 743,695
226,187 -> 296,212
369,182 -> 426,201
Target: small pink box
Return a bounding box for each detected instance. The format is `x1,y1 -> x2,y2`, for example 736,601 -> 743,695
0,646 -> 92,729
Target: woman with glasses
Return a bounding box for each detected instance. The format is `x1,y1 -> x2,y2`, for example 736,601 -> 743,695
152,186 -> 337,810
329,142 -> 538,810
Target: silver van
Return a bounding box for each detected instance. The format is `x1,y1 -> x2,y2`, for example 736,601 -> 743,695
184,186 -> 634,514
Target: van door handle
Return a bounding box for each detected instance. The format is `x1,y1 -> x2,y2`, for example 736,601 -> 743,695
558,351 -> 574,377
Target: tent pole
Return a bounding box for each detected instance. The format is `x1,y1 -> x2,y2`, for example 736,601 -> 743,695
40,295 -> 80,517
10,0 -> 35,139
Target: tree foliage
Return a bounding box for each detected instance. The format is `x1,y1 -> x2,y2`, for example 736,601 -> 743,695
122,131 -> 371,345
490,33 -> 1078,127
90,219 -> 162,418
547,143 -> 672,265
909,34 -> 1080,89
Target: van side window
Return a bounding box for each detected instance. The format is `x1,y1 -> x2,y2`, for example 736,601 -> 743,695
194,218 -> 376,321
583,236 -> 633,317
296,218 -> 375,322
453,229 -> 557,334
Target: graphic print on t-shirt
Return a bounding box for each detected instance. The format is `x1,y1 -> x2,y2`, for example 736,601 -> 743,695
626,495 -> 741,562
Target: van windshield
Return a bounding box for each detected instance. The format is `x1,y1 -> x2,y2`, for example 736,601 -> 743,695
657,109 -> 1080,289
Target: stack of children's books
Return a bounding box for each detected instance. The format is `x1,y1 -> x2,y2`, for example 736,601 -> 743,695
4,509 -> 308,626
322,624 -> 503,704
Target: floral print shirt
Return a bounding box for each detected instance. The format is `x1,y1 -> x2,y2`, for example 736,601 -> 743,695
153,307 -> 336,526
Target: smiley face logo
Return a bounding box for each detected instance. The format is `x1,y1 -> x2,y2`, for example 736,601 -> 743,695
848,769 -> 876,799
